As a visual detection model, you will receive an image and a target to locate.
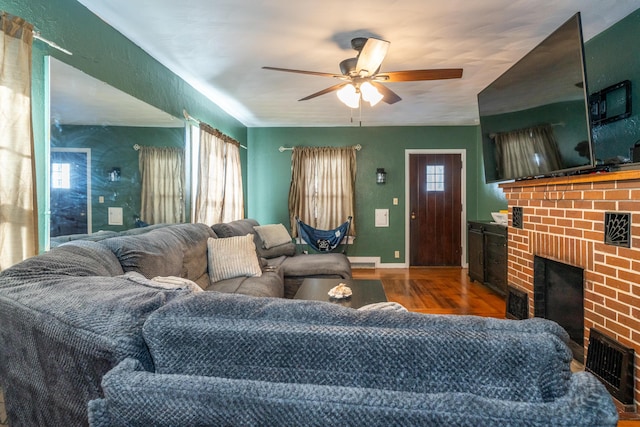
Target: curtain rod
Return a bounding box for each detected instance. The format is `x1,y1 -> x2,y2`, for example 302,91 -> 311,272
33,31 -> 72,56
183,109 -> 247,150
279,144 -> 362,152
133,144 -> 190,152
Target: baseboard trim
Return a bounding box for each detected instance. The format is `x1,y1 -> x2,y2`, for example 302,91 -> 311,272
377,262 -> 409,268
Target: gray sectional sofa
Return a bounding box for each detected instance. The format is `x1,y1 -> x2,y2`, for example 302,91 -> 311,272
0,222 -> 618,426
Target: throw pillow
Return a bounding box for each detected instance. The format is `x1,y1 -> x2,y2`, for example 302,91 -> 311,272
253,223 -> 292,249
207,235 -> 263,283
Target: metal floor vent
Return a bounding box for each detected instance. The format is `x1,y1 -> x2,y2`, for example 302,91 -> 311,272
585,328 -> 635,406
505,286 -> 528,320
350,261 -> 376,269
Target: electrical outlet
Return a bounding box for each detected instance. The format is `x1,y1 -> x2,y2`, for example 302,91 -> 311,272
394,250 -> 400,259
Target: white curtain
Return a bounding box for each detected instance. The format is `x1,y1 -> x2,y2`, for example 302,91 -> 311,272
0,13 -> 38,271
194,124 -> 244,225
288,146 -> 356,237
139,146 -> 185,224
221,143 -> 244,222
494,125 -> 563,179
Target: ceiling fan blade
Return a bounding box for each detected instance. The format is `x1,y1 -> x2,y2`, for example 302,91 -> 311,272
298,83 -> 349,101
355,38 -> 390,77
377,68 -> 463,82
370,82 -> 402,104
262,66 -> 341,78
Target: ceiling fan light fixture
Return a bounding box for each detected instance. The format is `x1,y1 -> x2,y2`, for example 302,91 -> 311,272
337,83 -> 360,109
360,81 -> 383,106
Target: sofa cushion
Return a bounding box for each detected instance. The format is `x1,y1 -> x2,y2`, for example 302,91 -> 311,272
207,235 -> 262,283
101,224 -> 215,287
211,218 -> 259,238
143,293 -> 573,402
253,223 -> 292,249
281,253 -> 351,281
160,223 -> 217,288
49,223 -> 172,248
256,241 -> 297,259
101,229 -> 184,278
206,270 -> 284,298
50,230 -> 119,248
43,240 -> 125,277
90,358 -> 618,427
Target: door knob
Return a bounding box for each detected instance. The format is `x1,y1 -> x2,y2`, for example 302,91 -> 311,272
411,211 -> 416,220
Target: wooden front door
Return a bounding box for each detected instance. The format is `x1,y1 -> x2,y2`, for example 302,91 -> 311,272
409,153 -> 462,266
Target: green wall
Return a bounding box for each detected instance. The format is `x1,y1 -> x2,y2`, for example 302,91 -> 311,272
584,8 -> 640,162
52,125 -> 185,231
248,126 -> 506,264
0,0 -> 247,251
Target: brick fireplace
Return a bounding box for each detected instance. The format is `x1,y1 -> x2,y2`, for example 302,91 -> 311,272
501,169 -> 640,406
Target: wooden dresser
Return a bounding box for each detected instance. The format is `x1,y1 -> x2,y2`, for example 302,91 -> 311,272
467,221 -> 508,297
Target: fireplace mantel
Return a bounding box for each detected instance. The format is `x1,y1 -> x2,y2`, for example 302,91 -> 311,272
500,168 -> 640,189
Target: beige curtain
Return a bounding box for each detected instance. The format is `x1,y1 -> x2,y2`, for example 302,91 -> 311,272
221,142 -> 244,222
494,124 -> 563,179
139,146 -> 185,224
0,13 -> 38,271
288,146 -> 356,237
194,124 -> 244,225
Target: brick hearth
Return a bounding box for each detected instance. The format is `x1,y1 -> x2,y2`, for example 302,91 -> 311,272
501,169 -> 640,406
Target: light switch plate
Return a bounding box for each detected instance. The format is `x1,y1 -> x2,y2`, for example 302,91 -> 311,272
108,207 -> 123,225
375,209 -> 389,227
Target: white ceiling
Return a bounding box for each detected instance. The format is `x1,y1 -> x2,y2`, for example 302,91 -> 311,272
74,0 -> 639,128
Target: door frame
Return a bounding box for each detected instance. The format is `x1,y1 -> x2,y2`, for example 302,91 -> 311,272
49,148 -> 92,245
404,149 -> 467,268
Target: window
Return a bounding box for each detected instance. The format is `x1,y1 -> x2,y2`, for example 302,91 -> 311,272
51,163 -> 71,189
426,165 -> 445,191
289,146 -> 357,236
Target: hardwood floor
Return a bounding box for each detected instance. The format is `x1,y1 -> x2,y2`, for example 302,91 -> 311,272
353,267 -> 640,426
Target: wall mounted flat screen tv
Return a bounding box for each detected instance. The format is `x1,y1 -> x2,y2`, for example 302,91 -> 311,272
478,13 -> 595,183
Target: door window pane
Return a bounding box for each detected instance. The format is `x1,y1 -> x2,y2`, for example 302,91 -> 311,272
426,165 -> 444,191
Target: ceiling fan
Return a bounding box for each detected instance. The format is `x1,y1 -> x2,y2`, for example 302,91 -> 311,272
263,37 -> 463,108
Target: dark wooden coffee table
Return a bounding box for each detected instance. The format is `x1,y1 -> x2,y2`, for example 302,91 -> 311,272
294,278 -> 387,309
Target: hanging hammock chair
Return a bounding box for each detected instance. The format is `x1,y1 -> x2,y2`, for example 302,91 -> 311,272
295,216 -> 352,254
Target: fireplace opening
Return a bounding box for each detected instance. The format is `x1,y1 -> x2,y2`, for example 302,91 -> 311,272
533,255 -> 584,362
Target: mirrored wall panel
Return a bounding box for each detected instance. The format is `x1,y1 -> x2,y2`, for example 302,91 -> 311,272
49,58 -> 186,244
